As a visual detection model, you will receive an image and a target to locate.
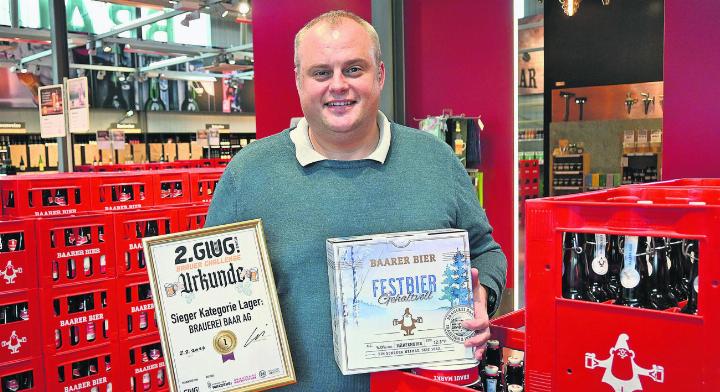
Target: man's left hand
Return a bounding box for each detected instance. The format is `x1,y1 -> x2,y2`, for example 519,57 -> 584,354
462,268 -> 491,360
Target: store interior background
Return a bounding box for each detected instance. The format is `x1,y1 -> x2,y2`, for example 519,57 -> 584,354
1,0 -> 719,314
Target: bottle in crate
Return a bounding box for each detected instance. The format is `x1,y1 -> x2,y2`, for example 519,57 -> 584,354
645,237 -> 678,310
616,236 -> 648,308
504,356 -> 524,387
681,240 -> 699,314
667,239 -> 689,301
584,234 -> 610,302
561,232 -> 587,300
481,365 -> 501,392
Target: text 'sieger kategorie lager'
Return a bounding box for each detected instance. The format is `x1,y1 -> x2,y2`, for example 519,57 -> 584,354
326,229 -> 477,375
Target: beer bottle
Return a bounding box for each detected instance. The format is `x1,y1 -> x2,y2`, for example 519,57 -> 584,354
19,370 -> 33,390
42,189 -> 53,206
54,188 -> 67,206
645,237 -> 677,310
139,312 -> 148,330
139,185 -> 146,201
111,186 -> 119,202
157,369 -> 165,387
606,236 -> 624,299
127,314 -> 134,333
681,241 -> 699,315
483,339 -> 503,369
160,182 -> 170,199
52,261 -> 59,281
83,256 -> 93,277
16,232 -> 23,251
671,239 -> 693,301
172,182 -> 183,198
55,328 -> 62,349
562,232 -> 588,300
121,184 -> 134,202
482,365 -> 501,392
99,254 -> 107,274
505,356 -> 524,387
18,156 -> 25,172
67,259 -> 76,279
616,236 -> 647,308
86,321 -> 96,342
6,191 -> 14,208
584,234 -> 610,302
507,385 -> 523,392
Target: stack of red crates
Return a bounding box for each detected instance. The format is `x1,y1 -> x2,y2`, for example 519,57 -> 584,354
0,168 -> 218,391
519,159 -> 540,217
0,218 -> 43,391
36,212 -> 119,392
524,180 -> 720,391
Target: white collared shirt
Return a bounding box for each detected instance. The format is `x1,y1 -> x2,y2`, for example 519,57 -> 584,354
289,111 -> 392,166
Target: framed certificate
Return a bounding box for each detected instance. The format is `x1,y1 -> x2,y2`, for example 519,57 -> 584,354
143,219 -> 295,392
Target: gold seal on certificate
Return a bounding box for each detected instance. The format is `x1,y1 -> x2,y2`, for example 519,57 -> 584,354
214,330 -> 238,362
143,219 -> 296,392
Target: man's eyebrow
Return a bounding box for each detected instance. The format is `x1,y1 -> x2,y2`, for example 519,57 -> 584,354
305,58 -> 372,72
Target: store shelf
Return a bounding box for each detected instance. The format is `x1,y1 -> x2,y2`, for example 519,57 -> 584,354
624,152 -> 658,157
554,186 -> 583,190
554,153 -> 584,158
554,171 -> 582,175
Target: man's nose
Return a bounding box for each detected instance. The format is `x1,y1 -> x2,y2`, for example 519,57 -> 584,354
329,73 -> 349,92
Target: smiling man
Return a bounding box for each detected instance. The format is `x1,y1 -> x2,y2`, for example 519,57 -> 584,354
205,10 -> 507,391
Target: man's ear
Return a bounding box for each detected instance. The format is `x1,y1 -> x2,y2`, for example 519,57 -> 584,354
377,61 -> 386,89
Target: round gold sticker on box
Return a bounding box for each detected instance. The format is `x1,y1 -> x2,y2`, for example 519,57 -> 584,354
214,330 -> 238,361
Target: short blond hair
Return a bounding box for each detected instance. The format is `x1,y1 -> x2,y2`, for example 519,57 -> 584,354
294,10 -> 382,69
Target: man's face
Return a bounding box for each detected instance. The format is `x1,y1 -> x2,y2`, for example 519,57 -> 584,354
295,20 -> 385,138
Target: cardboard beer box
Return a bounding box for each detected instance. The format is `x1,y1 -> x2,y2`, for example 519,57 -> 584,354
326,229 -> 476,375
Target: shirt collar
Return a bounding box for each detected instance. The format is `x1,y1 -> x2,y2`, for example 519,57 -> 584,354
289,111 -> 391,166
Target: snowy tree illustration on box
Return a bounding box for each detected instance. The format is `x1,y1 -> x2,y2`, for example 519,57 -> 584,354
338,246 -> 369,325
440,250 -> 472,307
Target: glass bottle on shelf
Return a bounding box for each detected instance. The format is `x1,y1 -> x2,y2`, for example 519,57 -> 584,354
584,234 -> 610,302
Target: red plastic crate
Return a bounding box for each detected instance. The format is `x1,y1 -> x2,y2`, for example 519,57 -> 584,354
45,343 -> 119,392
188,168 -> 224,204
113,208 -> 179,277
117,276 -> 158,340
524,184 -> 720,391
120,334 -> 168,392
0,356 -> 44,391
0,174 -> 92,218
39,281 -> 118,355
0,218 -> 37,294
36,213 -> 116,288
0,290 -> 40,365
632,178 -> 720,188
90,172 -> 155,212
177,204 -> 209,232
151,170 -> 190,206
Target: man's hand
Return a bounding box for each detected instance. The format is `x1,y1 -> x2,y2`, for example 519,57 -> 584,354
462,268 -> 491,360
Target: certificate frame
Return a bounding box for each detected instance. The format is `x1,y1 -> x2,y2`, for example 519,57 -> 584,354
143,219 -> 295,392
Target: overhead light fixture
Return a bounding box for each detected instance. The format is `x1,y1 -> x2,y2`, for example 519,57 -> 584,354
238,1 -> 250,16
181,10 -> 201,27
560,0 -> 581,16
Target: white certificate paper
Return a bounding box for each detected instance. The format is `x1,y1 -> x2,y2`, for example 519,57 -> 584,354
144,220 -> 295,392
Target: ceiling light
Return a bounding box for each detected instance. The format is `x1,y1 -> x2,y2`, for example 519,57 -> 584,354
560,0 -> 581,16
238,1 -> 250,16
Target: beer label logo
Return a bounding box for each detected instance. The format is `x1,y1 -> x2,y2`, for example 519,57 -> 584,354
213,330 -> 237,363
0,261 -> 22,284
620,268 -> 641,289
1,331 -> 27,354
585,333 -> 664,392
443,306 -> 475,344
591,256 -> 608,276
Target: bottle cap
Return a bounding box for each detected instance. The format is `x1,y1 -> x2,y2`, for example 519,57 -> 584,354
484,365 -> 499,376
508,356 -> 522,366
487,339 -> 500,349
508,384 -> 524,392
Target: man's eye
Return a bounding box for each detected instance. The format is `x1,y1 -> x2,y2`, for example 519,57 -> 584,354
345,66 -> 362,74
313,70 -> 330,78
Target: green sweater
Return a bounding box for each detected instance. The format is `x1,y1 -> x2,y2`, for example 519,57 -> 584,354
205,123 -> 507,391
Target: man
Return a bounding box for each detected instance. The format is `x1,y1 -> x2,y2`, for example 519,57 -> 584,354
205,10 -> 506,390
